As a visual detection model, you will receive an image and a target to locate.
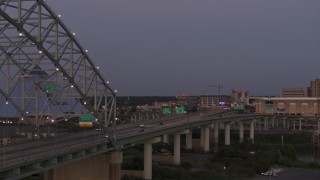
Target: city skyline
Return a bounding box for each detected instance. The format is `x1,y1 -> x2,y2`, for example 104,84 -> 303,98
48,0 -> 320,96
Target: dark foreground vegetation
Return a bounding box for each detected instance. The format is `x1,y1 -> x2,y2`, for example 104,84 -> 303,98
122,132 -> 320,180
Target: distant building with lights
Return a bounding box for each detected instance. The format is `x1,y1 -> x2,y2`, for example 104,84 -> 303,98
199,95 -> 230,110
281,87 -> 308,97
255,97 -> 320,116
176,93 -> 199,111
231,90 -> 249,105
310,79 -> 320,97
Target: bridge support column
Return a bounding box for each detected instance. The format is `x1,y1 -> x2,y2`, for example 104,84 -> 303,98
264,118 -> 268,131
163,134 -> 169,144
293,120 -> 296,130
204,126 -> 210,152
299,118 -> 302,131
239,121 -> 244,143
224,123 -> 230,145
109,151 -> 123,180
144,143 -> 152,180
258,118 -> 261,132
276,119 -> 279,127
44,170 -> 54,180
173,130 -> 189,165
272,117 -> 275,128
250,120 -> 254,144
200,127 -> 204,149
44,153 -> 110,180
174,134 -> 181,165
186,131 -> 192,150
137,137 -> 161,180
214,123 -> 219,148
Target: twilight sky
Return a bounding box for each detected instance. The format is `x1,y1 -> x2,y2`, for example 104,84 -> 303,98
48,0 -> 320,96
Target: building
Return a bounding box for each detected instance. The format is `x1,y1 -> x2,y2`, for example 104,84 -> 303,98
281,87 -> 307,97
231,90 -> 249,105
310,79 -> 320,97
176,93 -> 199,111
255,97 -> 320,116
199,95 -> 230,110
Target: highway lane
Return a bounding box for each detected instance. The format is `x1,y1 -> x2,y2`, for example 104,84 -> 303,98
0,111 -> 227,170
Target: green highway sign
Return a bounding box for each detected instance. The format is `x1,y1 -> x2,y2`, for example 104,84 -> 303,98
176,106 -> 186,114
162,108 -> 172,115
79,114 -> 93,127
45,83 -> 57,93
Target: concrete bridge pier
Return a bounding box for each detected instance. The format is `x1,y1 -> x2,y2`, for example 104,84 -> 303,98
214,123 -> 219,148
203,125 -> 210,152
173,130 -> 189,165
44,151 -> 120,180
200,127 -> 205,149
142,137 -> 161,180
299,118 -> 302,131
250,120 -> 255,144
264,117 -> 268,131
109,151 -> 123,180
186,131 -> 192,150
239,121 -> 244,143
163,134 -> 169,144
272,117 -> 275,128
224,122 -> 231,145
293,120 -> 296,130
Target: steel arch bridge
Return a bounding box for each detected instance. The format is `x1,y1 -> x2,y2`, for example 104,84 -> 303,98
0,0 -> 116,130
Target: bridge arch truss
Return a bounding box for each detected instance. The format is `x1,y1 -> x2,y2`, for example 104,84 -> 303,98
0,0 -> 116,129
